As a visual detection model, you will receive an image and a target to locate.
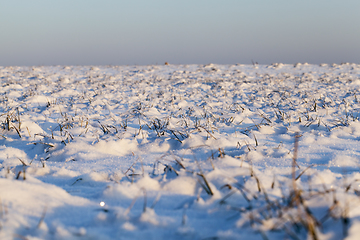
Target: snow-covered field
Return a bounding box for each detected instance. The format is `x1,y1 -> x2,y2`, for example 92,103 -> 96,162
1,63 -> 360,239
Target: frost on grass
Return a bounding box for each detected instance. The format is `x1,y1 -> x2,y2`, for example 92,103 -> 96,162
1,63 -> 360,239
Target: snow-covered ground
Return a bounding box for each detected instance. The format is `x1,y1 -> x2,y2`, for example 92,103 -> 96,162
1,63 -> 360,239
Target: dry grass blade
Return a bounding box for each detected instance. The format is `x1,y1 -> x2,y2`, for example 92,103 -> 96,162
169,129 -> 183,143
150,193 -> 161,209
295,164 -> 316,181
219,190 -> 237,204
142,188 -> 147,213
124,196 -> 138,216
17,158 -> 28,166
292,133 -> 301,192
124,157 -> 140,175
233,183 -> 251,203
164,164 -> 179,176
197,126 -> 217,140
197,173 -> 213,196
37,207 -> 47,229
253,133 -> 258,147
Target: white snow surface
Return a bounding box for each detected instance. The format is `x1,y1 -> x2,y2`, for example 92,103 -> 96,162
1,63 -> 360,239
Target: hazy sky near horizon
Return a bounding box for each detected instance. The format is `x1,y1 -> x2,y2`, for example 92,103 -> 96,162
1,0 -> 359,66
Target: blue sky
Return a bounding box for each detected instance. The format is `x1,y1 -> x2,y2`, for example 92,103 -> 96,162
1,0 -> 359,66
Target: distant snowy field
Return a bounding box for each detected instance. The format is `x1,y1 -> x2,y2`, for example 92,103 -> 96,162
1,63 -> 360,239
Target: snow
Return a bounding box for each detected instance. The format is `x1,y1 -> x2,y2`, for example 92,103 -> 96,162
1,63 -> 360,239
